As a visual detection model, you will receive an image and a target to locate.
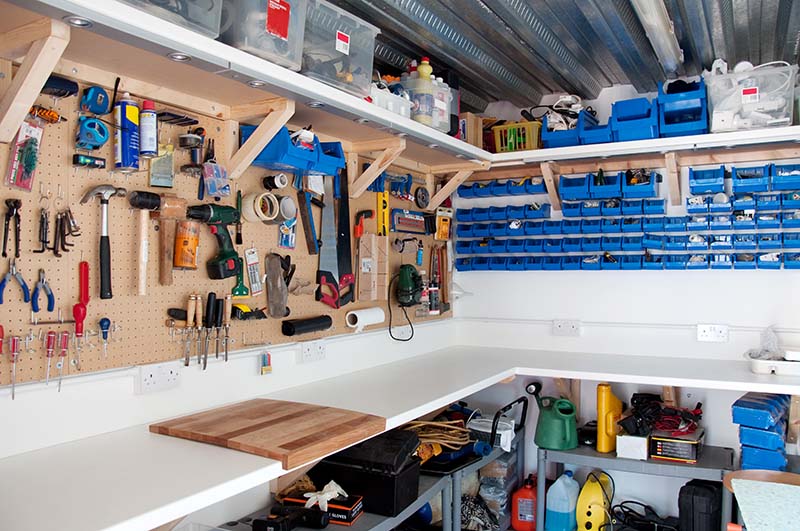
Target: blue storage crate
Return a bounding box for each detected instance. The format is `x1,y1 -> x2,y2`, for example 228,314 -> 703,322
581,255 -> 602,270
506,257 -> 526,271
759,233 -> 782,250
709,235 -> 732,250
524,238 -> 544,253
562,256 -> 581,270
622,236 -> 643,251
621,217 -> 643,232
580,219 -> 602,234
506,239 -> 526,253
589,171 -> 622,199
783,233 -> 800,249
577,110 -> 612,145
687,216 -> 709,231
732,165 -> 771,193
523,221 -> 543,235
602,236 -> 622,251
544,238 -> 563,253
709,215 -> 732,231
740,425 -> 786,451
733,195 -> 756,210
524,257 -> 543,271
457,184 -> 476,198
622,170 -> 659,198
314,141 -> 346,176
733,213 -> 755,230
610,98 -> 659,141
784,252 -> 800,269
665,236 -> 688,250
642,217 -> 665,232
657,78 -> 708,137
472,257 -> 490,270
524,203 -> 551,219
525,178 -> 547,195
710,254 -> 733,269
687,255 -> 709,269
643,255 -> 664,269
506,221 -> 525,237
488,222 -> 508,237
643,234 -> 664,249
687,196 -> 710,214
643,199 -> 666,215
734,235 -> 757,250
542,256 -> 562,270
472,208 -> 490,222
733,393 -> 789,428
689,166 -> 726,195
472,240 -> 491,254
688,234 -> 709,250
582,237 -> 602,252
456,224 -> 474,238
757,213 -> 781,229
559,175 -> 591,200
473,182 -> 492,197
563,238 -> 582,252
665,216 -> 688,232
601,255 -> 621,270
581,200 -> 602,217
489,257 -> 508,270
782,211 -> 800,228
455,258 -> 473,271
772,164 -> 800,191
562,202 -> 582,218
455,240 -> 473,254
489,239 -> 508,254
507,180 -> 528,196
622,200 -> 643,215
602,199 -> 622,217
541,114 -> 579,148
488,207 -> 507,221
758,252 -> 782,269
473,225 -> 492,238
242,125 -> 317,172
506,206 -> 527,220
741,445 -> 788,470
456,208 -> 473,222
601,218 -> 622,233
665,255 -> 688,270
757,194 -> 781,211
490,181 -> 509,196
562,220 -> 581,234
543,220 -> 563,234
782,191 -> 800,209
621,255 -> 643,270
709,197 -> 732,213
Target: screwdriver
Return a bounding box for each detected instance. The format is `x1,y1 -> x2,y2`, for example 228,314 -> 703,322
214,298 -> 223,360
72,302 -> 86,370
223,294 -> 232,362
57,330 -> 69,392
203,292 -> 216,370
44,330 -> 56,384
78,261 -> 89,306
194,293 -> 203,366
9,335 -> 19,400
99,318 -> 111,358
184,295 -> 196,367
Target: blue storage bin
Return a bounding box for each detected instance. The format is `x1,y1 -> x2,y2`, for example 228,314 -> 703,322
506,221 -> 525,237
472,224 -> 491,238
562,202 -> 582,218
734,235 -> 757,250
506,257 -> 526,271
581,256 -> 602,270
665,216 -> 688,232
782,191 -> 800,209
559,175 -> 591,200
314,141 -> 346,176
740,425 -> 786,451
582,238 -> 602,252
525,178 -> 547,195
563,238 -> 581,252
687,215 -> 709,231
665,255 -> 688,270
622,170 -> 659,198
665,236 -> 688,250
473,182 -> 492,197
733,213 -> 755,230
457,184 -> 476,198
489,239 -> 508,254
688,234 -> 709,250
610,98 -> 659,141
757,194 -> 781,211
524,257 -> 543,271
490,181 -> 509,196
541,114 -> 579,148
782,211 -> 800,228
689,166 -> 726,195
472,257 -> 490,270
732,393 -> 788,428
601,236 -> 622,251
732,165 -> 771,193
544,238 -> 563,253
621,217 -> 643,232
622,236 -> 643,251
506,206 -> 526,220
243,125 -> 317,172
542,256 -> 562,270
524,203 -> 551,219
602,199 -> 622,217
622,200 -> 643,215
455,258 -> 473,271
543,220 -> 563,234
581,200 -> 602,217
524,238 -> 543,253
456,208 -> 473,222
772,164 -> 800,191
489,222 -> 508,237
455,240 -> 473,254
562,256 -> 582,270
472,240 -> 491,254
687,255 -> 709,269
489,257 -> 508,270
601,218 -> 622,233
643,255 -> 664,269
562,220 -> 582,234
523,221 -> 543,235
657,79 -> 708,137
710,254 -> 733,269
757,213 -> 781,229
784,252 -> 800,269
601,255 -> 621,270
687,197 -> 710,214
758,253 -> 782,269
581,219 -> 601,234
621,255 -> 643,269
783,233 -> 800,249
472,208 -> 490,222
733,195 -> 756,210
759,233 -> 782,250
507,180 -> 528,196
577,110 -> 612,145
589,171 -> 622,199
709,197 -> 732,213
709,215 -> 732,231
456,224 -> 474,238
506,239 -> 526,253
489,206 -> 507,221
709,235 -> 732,250
643,217 -> 665,232
643,199 -> 666,215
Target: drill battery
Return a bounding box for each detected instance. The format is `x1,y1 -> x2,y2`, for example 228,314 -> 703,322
253,506 -> 329,531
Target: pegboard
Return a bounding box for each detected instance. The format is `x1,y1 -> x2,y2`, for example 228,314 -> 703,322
0,79 -> 451,387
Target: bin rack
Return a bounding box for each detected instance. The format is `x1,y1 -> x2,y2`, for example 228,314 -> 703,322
541,114 -> 579,148
610,98 -> 659,141
577,110 -> 612,145
657,79 -> 709,138
242,125 -> 317,172
732,165 -> 771,193
689,166 -> 726,195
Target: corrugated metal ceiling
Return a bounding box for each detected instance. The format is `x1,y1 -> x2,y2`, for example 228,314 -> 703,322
330,0 -> 800,110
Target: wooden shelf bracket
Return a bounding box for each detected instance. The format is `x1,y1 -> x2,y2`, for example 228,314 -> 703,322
539,161 -> 562,211
227,98 -> 295,180
426,160 -> 491,211
0,18 -> 70,143
348,137 -> 407,198
664,152 -> 681,206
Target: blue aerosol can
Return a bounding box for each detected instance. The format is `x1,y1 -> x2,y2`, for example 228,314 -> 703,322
114,92 -> 140,172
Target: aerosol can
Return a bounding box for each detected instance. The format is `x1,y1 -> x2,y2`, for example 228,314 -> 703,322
114,92 -> 140,172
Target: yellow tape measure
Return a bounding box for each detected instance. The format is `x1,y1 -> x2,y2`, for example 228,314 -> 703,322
376,191 -> 389,236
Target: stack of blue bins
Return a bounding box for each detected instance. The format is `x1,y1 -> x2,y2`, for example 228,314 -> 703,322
657,79 -> 708,138
732,392 -> 791,470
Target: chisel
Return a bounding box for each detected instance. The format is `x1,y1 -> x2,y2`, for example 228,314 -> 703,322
214,298 -> 223,359
184,295 -> 196,367
223,294 -> 232,362
203,292 -> 216,370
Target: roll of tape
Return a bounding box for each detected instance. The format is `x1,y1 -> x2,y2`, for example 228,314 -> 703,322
242,192 -> 279,223
345,307 -> 386,333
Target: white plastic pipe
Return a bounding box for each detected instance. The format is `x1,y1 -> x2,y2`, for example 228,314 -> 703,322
630,0 -> 684,73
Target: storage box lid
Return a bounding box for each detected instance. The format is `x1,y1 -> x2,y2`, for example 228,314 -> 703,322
322,430 -> 418,474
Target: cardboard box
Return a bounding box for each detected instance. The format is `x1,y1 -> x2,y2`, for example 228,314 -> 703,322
459,112 -> 483,147
649,428 -> 705,464
616,434 -> 649,461
283,495 -> 364,526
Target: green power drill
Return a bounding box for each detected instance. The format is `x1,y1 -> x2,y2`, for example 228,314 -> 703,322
186,204 -> 242,280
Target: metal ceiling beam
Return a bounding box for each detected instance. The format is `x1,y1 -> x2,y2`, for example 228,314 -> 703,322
780,0 -> 800,63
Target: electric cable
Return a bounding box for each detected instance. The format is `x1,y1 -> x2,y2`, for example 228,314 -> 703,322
387,274 -> 414,342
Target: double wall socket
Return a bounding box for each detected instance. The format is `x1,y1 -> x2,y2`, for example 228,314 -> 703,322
697,324 -> 729,343
135,361 -> 181,394
552,320 -> 582,337
299,341 -> 327,364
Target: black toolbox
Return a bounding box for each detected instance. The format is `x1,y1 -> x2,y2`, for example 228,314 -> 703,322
308,430 -> 420,517
679,479 -> 722,531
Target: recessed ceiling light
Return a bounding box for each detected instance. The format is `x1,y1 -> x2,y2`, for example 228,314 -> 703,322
428,143 -> 440,149
396,132 -> 408,137
456,154 -> 466,159
62,15 -> 92,28
354,118 -> 370,124
167,52 -> 191,62
307,101 -> 325,108
247,80 -> 266,88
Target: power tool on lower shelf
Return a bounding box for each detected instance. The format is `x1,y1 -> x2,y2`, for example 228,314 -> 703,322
253,506 -> 330,531
186,204 -> 241,280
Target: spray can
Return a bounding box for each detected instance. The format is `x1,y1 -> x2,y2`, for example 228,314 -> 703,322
173,220 -> 201,270
139,99 -> 158,158
114,92 -> 140,172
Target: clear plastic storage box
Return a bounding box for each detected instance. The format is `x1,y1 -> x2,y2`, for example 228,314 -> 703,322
119,0 -> 223,38
302,0 -> 379,97
705,64 -> 797,132
219,0 -> 307,71
370,85 -> 411,118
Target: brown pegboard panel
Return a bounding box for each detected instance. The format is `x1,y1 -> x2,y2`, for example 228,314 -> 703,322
0,82 -> 450,386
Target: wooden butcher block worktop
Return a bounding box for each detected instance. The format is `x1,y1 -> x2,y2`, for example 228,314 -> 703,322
150,399 -> 387,469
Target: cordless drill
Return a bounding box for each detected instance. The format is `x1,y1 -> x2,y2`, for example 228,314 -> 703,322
186,204 -> 241,279
253,506 -> 330,531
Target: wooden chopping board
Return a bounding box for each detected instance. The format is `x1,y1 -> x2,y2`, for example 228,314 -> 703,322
150,399 -> 386,469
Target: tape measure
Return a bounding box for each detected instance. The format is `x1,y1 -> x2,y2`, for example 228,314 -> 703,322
376,191 -> 390,236
76,116 -> 110,150
80,86 -> 110,115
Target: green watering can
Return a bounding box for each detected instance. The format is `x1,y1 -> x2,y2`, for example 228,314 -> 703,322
527,381 -> 578,450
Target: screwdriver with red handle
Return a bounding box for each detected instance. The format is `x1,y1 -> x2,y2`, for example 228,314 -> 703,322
57,330 -> 69,392
9,335 -> 19,400
44,330 -> 56,384
72,303 -> 86,371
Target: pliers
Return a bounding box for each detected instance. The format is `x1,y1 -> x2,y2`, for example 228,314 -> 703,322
0,259 -> 30,304
32,269 -> 54,312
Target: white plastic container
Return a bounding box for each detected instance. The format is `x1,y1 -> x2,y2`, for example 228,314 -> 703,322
705,64 -> 797,132
544,470 -> 579,531
432,76 -> 452,132
119,0 -> 223,38
219,0 -> 307,71
302,0 -> 380,97
370,85 -> 411,118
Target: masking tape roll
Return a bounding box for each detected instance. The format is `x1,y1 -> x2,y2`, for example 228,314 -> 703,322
241,192 -> 279,223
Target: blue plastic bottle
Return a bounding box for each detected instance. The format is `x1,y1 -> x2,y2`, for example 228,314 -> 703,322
545,470 -> 580,531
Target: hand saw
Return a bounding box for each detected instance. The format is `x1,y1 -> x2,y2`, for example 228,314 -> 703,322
336,169 -> 355,306
315,176 -> 340,308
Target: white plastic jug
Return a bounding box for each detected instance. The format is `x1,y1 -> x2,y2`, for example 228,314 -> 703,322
544,470 -> 579,531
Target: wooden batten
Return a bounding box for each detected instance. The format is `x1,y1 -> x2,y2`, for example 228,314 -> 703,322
226,99 -> 295,180
664,152 -> 681,206
539,161 -> 562,211
348,137 -> 407,198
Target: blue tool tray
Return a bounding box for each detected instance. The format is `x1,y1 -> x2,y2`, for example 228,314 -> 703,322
562,238 -> 581,252
782,192 -> 800,209
472,240 -> 490,254
456,224 -> 474,238
562,256 -> 582,270
582,238 -> 602,252
711,254 -> 733,269
455,258 -> 473,271
523,221 -> 543,235
562,220 -> 582,234
456,208 -> 473,222
709,235 -> 732,250
758,233 -> 782,249
524,204 -> 551,219
544,238 -> 563,253
643,255 -> 664,269
541,114 -> 579,148
756,213 -> 781,229
472,224 -> 491,238
524,239 -> 543,253
758,253 -> 782,269
490,181 -> 510,196
313,141 -> 346,175
489,257 -> 508,270
665,254 -> 688,270
488,207 -> 507,221
506,257 -> 526,271
621,200 -> 643,215
562,202 -> 582,217
559,175 -> 591,200
733,254 -> 757,269
657,79 -> 708,137
687,255 -> 709,269
757,194 -> 781,211
457,184 -> 477,198
643,234 -> 664,249
488,239 -> 508,254
601,236 -> 622,251
581,256 -> 602,270
784,252 -> 800,268
506,206 -> 527,220
506,222 -> 525,237
688,165 -> 726,194
610,98 -> 659,141
709,215 -> 732,231
507,180 -> 528,196
622,236 -> 643,251
601,255 -> 622,270
665,216 -> 688,232
526,178 -> 547,195
455,241 -> 472,254
642,217 -> 665,232
783,233 -> 800,249
581,219 -> 601,234
732,165 -> 771,193
488,222 -> 508,237
577,110 -> 612,145
734,235 -> 757,250
733,214 -> 755,230
542,256 -> 562,270
243,125 -> 318,172
543,220 -> 563,234
622,170 -> 659,198
621,217 -> 643,232
687,197 -> 710,214
581,201 -> 602,217
602,199 -> 622,217
589,171 -> 622,199
740,425 -> 786,451
601,218 -> 622,233
733,195 -> 756,210
665,236 -> 688,250
643,199 -> 666,215
524,257 -> 543,271
782,211 -> 800,228
621,255 -> 643,270
772,164 -> 800,191
471,208 -> 490,221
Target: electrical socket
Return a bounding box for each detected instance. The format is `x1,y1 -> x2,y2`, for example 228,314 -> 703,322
552,320 -> 582,337
299,341 -> 326,364
135,361 -> 181,394
697,324 -> 729,343
392,325 -> 413,341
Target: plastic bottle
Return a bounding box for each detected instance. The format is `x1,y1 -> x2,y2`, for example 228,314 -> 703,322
544,470 -> 579,531
411,57 -> 434,126
511,474 -> 537,531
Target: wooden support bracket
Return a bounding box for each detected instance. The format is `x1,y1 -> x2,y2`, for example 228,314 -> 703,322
788,395 -> 800,444
425,160 -> 490,211
662,386 -> 679,408
226,99 -> 295,180
664,152 -> 681,206
348,137 -> 406,198
539,161 -> 562,211
0,18 -> 70,143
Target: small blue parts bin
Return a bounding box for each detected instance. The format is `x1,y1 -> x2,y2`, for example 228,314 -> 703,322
507,180 -> 528,196
642,217 -> 665,232
621,255 -> 643,269
733,234 -> 757,250
506,257 -> 526,271
643,199 -> 666,215
458,184 -> 476,198
756,213 -> 781,229
657,78 -> 708,137
562,256 -> 581,270
687,196 -> 709,214
314,141 -> 346,176
544,238 -> 563,253
772,164 -> 800,191
784,253 -> 800,269
622,169 -> 658,198
783,233 -> 800,249
490,181 -> 510,196
643,254 -> 664,270
563,238 -> 581,252
687,255 -> 709,269
580,219 -> 601,234
473,182 -> 492,197
243,125 -> 317,172
506,220 -> 525,237
488,222 -> 508,237
664,216 -> 688,232
687,215 -> 709,231
488,239 -> 508,254
472,224 -> 491,238
472,257 -> 490,270
642,234 -> 664,249
709,194 -> 732,213
582,237 -> 602,252
733,194 -> 756,210
472,208 -> 490,222
542,256 -> 562,270
601,199 -> 622,217
559,175 -> 591,200
758,252 -> 782,269
524,203 -> 551,219
665,254 -> 688,270
733,253 -> 757,269
455,258 -> 473,271
589,170 -> 622,199
525,177 -> 547,195
506,206 -> 527,220
621,217 -> 643,232
601,236 -> 622,251
732,165 -> 771,193
665,236 -> 688,250
506,239 -> 526,253
622,200 -> 644,215
601,218 -> 622,233
601,253 -> 621,270
688,234 -> 708,250
708,235 -> 732,250
562,202 -> 582,218
543,220 -> 563,234
782,211 -> 800,228
733,211 -> 755,230
757,194 -> 781,211
523,239 -> 543,253
709,215 -> 732,231
577,110 -> 612,145
524,257 -> 543,270
581,200 -> 602,217
541,114 -> 579,148
489,257 -> 508,270
562,220 -> 582,234
456,224 -> 474,238
710,254 -> 733,269
455,240 -> 472,254
622,236 -> 643,251
610,98 -> 659,141
523,221 -> 543,235
488,206 -> 507,220
758,233 -> 782,250
456,208 -> 473,222
581,254 -> 602,270
782,191 -> 800,209
688,166 -> 726,195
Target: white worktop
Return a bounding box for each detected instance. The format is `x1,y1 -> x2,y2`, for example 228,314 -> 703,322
2,345 -> 799,531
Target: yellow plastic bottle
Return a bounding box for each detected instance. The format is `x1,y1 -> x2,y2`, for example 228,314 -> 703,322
411,57 -> 434,126
596,383 -> 622,453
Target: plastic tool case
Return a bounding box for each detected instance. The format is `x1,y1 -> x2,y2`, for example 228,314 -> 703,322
308,430 -> 420,517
